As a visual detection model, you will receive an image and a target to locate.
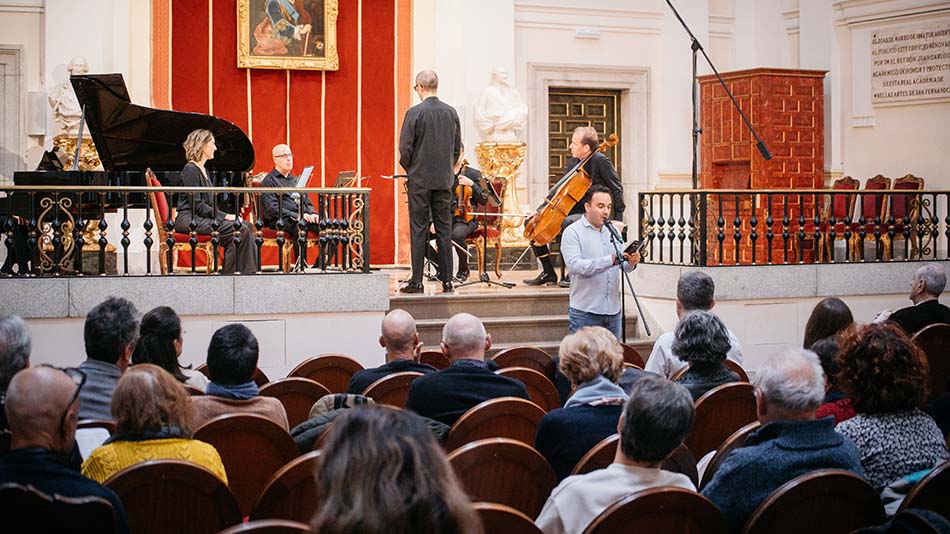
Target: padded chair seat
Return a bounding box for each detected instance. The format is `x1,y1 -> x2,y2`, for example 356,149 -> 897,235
173,232 -> 213,243
261,228 -> 319,240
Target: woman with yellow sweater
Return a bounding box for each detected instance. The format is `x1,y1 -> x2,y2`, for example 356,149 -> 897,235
82,364 -> 228,484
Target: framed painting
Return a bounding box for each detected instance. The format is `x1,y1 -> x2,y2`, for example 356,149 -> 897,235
238,0 -> 339,71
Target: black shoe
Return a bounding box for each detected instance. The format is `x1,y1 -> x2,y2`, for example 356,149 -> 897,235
455,270 -> 470,283
399,282 -> 424,294
558,275 -> 571,288
523,272 -> 558,286
442,281 -> 454,293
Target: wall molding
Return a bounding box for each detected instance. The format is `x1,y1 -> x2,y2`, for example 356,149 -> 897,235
834,0 -> 950,27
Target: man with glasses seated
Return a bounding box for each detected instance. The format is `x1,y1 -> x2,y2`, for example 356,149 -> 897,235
259,144 -> 321,270
0,366 -> 130,533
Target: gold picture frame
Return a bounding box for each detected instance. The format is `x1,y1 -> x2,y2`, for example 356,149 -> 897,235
238,0 -> 339,71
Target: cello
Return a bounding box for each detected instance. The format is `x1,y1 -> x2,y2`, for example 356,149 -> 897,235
523,133 -> 619,246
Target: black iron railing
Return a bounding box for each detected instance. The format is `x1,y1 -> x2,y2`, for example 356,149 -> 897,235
638,189 -> 947,266
0,185 -> 370,276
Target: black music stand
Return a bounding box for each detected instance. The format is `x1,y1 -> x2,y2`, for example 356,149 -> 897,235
457,180 -> 514,289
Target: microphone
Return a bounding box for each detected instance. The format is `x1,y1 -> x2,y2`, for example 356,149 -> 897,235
604,219 -> 624,243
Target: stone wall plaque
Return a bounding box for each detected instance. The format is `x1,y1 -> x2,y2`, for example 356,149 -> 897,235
871,21 -> 950,105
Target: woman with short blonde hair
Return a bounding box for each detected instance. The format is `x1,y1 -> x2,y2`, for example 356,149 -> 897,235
535,326 -> 628,481
81,364 -> 227,484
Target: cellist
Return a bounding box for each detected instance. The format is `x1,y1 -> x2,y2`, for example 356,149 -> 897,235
523,126 -> 625,287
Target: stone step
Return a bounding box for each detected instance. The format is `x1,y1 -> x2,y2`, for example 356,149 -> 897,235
391,290 -> 572,320
417,314 -> 640,349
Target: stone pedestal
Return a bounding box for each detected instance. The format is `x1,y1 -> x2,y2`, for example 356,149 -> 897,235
475,142 -> 528,245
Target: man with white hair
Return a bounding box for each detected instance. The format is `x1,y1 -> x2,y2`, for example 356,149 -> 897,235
883,263 -> 950,334
702,348 -> 863,532
0,314 -> 31,434
259,143 -> 320,270
405,313 -> 529,426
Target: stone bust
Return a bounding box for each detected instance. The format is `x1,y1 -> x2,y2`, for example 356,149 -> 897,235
474,67 -> 528,143
48,56 -> 89,136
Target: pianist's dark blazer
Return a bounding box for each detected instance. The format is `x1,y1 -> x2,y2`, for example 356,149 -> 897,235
888,299 -> 950,335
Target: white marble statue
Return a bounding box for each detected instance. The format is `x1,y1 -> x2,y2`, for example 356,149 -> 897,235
474,67 -> 528,142
48,56 -> 89,136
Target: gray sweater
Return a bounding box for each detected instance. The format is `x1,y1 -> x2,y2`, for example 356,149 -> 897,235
77,359 -> 122,420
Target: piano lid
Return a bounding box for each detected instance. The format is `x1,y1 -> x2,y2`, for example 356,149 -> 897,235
70,73 -> 255,173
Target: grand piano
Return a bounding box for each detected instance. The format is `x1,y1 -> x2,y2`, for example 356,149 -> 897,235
12,72 -> 255,205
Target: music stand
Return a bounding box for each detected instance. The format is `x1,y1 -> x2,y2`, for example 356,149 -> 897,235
456,179 -> 515,289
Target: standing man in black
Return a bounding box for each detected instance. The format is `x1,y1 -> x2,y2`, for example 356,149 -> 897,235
259,143 -> 320,270
399,70 -> 461,294
524,126 -> 625,287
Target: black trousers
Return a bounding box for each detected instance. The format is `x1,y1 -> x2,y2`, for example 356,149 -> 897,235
175,217 -> 259,274
270,217 -> 321,266
427,218 -> 477,274
531,213 -> 582,275
0,216 -> 29,274
408,185 -> 452,284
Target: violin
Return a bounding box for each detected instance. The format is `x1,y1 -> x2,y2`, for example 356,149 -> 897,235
454,159 -> 475,223
523,134 -> 619,246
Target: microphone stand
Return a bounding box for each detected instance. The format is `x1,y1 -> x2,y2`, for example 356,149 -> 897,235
605,222 -> 652,341
664,0 -> 771,190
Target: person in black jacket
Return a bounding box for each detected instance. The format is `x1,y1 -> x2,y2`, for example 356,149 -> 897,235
405,313 -> 529,427
398,70 -> 462,294
524,126 -> 624,287
879,263 -> 950,335
259,143 -> 320,270
346,309 -> 435,394
174,129 -> 257,274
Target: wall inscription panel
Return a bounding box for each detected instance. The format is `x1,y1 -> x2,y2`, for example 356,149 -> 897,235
871,21 -> 950,104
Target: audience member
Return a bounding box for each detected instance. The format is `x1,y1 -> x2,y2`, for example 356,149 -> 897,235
131,306 -> 208,390
81,364 -> 227,484
190,324 -> 289,430
0,314 -> 31,434
78,297 -> 140,420
536,375 -> 695,534
310,405 -> 482,534
811,336 -> 856,425
644,271 -> 743,377
406,313 -> 529,427
534,326 -> 627,481
803,297 -> 854,348
346,309 -> 435,394
880,263 -> 950,334
672,311 -> 741,401
702,348 -> 863,532
835,323 -> 949,492
0,367 -> 129,533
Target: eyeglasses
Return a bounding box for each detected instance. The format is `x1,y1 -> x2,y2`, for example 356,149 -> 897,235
41,365 -> 86,428
275,153 -> 293,159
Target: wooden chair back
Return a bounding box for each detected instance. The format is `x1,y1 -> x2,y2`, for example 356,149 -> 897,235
448,437 -> 557,518
700,421 -> 762,490
260,378 -> 333,428
420,350 -> 451,370
473,502 -> 543,534
251,450 -> 321,523
194,363 -> 269,387
77,419 -> 116,434
670,361 -> 748,383
912,323 -> 950,400
620,343 -> 646,368
193,414 -> 298,517
686,382 -> 757,459
571,434 -> 618,476
583,487 -> 728,534
288,354 -> 365,393
445,397 -> 546,451
496,367 -> 560,412
104,459 -> 242,534
0,482 -> 119,534
742,469 -> 885,534
492,346 -> 556,380
360,371 -> 424,408
217,519 -> 314,534
898,460 -> 950,519
826,176 -> 859,222
890,173 -> 925,221
661,443 -> 699,487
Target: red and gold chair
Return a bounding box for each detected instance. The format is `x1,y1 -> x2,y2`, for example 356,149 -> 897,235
465,178 -> 505,279
885,173 -> 925,260
147,171 -> 215,274
817,176 -> 858,262
849,174 -> 891,260
249,175 -> 319,272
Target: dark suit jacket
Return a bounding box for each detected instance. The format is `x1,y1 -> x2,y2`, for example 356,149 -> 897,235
259,168 -> 315,226
889,299 -> 950,335
405,359 -> 530,427
398,96 -> 461,191
562,152 -> 625,220
345,359 -> 437,394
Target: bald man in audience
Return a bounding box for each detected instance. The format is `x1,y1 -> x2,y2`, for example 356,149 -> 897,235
0,367 -> 129,533
536,375 -> 696,534
405,313 -> 529,426
260,143 -> 321,270
346,309 -> 436,394
702,348 -> 863,532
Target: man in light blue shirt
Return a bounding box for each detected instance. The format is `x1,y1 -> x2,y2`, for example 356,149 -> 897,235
561,184 -> 639,339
